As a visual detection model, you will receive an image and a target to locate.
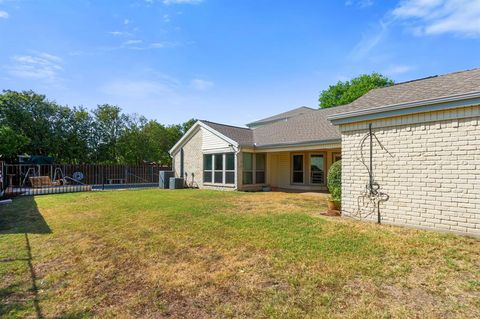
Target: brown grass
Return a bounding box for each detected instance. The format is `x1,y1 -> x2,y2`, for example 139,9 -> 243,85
0,189 -> 479,318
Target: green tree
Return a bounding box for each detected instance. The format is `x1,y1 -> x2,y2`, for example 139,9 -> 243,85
0,126 -> 29,161
319,72 -> 394,108
0,90 -> 60,156
181,118 -> 196,134
92,104 -> 128,163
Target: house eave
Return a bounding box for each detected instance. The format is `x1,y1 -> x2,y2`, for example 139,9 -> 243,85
169,121 -> 240,156
327,91 -> 480,125
254,138 -> 341,150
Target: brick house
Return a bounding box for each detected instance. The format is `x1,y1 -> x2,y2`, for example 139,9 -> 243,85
170,68 -> 480,236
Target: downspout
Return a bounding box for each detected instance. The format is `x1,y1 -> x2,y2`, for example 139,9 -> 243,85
234,146 -> 241,191
369,123 -> 373,195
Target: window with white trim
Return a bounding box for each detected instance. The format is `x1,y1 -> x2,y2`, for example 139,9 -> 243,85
225,153 -> 235,184
214,154 -> 223,183
203,154 -> 213,183
203,153 -> 235,185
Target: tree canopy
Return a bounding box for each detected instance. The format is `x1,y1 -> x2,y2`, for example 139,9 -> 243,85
0,90 -> 195,165
319,72 -> 394,108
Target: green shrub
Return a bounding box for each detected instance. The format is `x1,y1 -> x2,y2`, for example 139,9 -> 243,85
327,160 -> 342,205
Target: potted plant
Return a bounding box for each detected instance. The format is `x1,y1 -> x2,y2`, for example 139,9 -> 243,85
326,195 -> 337,210
326,160 -> 342,212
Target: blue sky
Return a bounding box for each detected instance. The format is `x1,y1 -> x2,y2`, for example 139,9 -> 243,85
1,0 -> 479,126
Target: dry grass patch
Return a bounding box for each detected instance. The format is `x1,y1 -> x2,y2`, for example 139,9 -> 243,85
0,189 -> 479,318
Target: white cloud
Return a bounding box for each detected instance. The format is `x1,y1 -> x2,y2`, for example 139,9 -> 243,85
150,41 -> 180,48
349,19 -> 390,60
123,39 -> 143,45
109,31 -> 129,36
392,0 -> 480,37
7,52 -> 63,81
190,78 -> 214,91
345,0 -> 374,8
163,0 -> 203,5
101,79 -> 174,98
124,18 -> 130,25
349,0 -> 480,61
384,64 -> 415,76
0,10 -> 8,18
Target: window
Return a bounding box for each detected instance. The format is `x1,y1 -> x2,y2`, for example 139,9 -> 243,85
203,154 -> 213,183
292,154 -> 304,183
225,153 -> 235,184
204,153 -> 235,185
214,154 -> 223,183
255,153 -> 265,184
310,154 -> 325,184
332,152 -> 341,163
242,153 -> 266,185
243,153 -> 253,185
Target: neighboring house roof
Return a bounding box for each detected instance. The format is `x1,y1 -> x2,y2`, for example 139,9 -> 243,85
200,120 -> 254,147
246,106 -> 316,128
172,68 -> 480,152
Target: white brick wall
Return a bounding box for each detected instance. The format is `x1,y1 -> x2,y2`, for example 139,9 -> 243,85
341,114 -> 480,237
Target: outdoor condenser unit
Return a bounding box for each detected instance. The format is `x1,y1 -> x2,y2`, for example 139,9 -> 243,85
159,171 -> 174,189
169,177 -> 184,189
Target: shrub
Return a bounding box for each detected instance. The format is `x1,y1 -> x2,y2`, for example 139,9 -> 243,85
327,160 -> 342,205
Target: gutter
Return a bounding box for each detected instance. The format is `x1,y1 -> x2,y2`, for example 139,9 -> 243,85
253,138 -> 341,150
328,91 -> 480,125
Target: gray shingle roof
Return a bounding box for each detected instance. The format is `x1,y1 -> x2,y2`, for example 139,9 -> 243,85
203,68 -> 480,148
251,106 -> 347,147
200,120 -> 254,147
340,68 -> 480,113
246,106 -> 315,127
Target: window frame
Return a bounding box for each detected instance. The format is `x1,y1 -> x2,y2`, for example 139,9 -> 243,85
242,152 -> 254,185
225,153 -> 235,185
203,154 -> 213,184
332,152 -> 341,163
242,152 -> 267,185
309,153 -> 326,185
255,153 -> 266,184
203,152 -> 236,186
291,153 -> 305,184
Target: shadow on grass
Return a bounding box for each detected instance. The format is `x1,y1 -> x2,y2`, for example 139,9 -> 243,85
0,196 -> 52,319
0,196 -> 51,234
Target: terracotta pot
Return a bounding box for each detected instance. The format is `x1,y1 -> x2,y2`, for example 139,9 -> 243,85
327,199 -> 337,211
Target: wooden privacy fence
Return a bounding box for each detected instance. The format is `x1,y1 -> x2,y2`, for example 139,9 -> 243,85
1,163 -> 171,197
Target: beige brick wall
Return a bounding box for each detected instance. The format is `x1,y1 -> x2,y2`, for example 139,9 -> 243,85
172,128 -> 238,191
341,114 -> 480,236
173,128 -> 204,188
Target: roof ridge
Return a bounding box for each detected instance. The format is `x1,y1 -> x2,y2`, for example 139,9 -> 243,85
200,120 -> 251,130
247,106 -> 316,126
392,67 -> 480,86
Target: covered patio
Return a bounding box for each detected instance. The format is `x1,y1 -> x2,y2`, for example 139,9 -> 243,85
239,145 -> 341,192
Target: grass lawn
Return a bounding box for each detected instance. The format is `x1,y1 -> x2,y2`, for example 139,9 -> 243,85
1,189 -> 479,318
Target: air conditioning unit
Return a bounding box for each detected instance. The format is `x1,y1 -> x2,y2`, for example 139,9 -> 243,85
159,171 -> 174,189
169,177 -> 184,189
